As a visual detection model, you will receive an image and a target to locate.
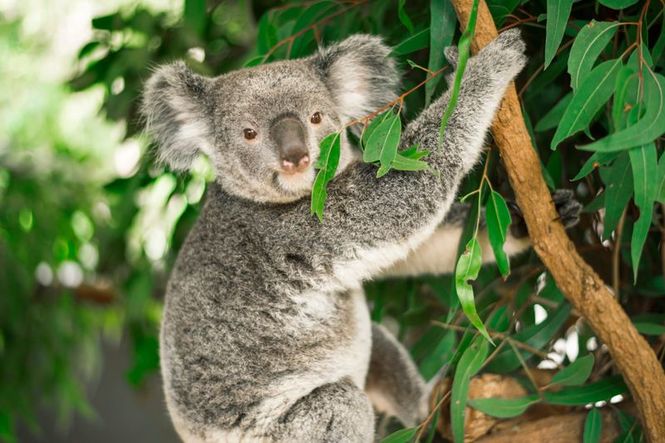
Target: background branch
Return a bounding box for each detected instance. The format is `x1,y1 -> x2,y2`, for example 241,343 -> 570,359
447,0 -> 665,440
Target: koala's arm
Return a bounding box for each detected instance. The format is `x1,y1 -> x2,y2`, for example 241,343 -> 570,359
262,30 -> 528,290
382,190 -> 582,278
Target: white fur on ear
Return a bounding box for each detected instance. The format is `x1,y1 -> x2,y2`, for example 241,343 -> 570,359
311,34 -> 400,122
141,62 -> 213,171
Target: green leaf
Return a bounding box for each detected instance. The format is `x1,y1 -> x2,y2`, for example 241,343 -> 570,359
598,0 -> 639,9
600,153 -> 633,240
381,427 -> 417,443
543,376 -> 627,405
612,64 -> 637,130
484,303 -> 571,373
419,330 -> 457,379
310,132 -> 341,221
392,28 -> 430,56
256,12 -> 278,55
568,21 -> 619,91
400,145 -> 430,160
398,0 -> 415,33
455,238 -> 493,343
289,2 -> 337,57
572,152 -> 617,181
361,111 -> 392,149
440,0 -> 479,140
391,153 -> 430,171
451,336 -> 489,443
583,408 -> 603,443
550,354 -> 595,387
486,191 -> 512,277
544,0 -> 573,69
551,59 -> 622,149
184,0 -> 206,38
91,12 -> 122,31
426,0 -> 456,105
655,150 -> 665,204
582,73 -> 665,152
362,112 -> 402,177
633,322 -> 665,335
469,395 -> 540,418
629,143 -> 657,281
535,93 -> 572,132
363,112 -> 398,163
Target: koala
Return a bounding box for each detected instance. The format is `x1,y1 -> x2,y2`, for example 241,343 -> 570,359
142,29 -> 579,442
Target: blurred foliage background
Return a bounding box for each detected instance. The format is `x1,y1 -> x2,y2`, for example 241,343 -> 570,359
1,0 -> 664,442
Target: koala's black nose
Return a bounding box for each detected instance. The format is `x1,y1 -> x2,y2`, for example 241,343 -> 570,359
270,115 -> 310,174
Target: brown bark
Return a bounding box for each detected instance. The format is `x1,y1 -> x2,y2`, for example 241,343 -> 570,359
447,1 -> 665,441
476,410 -> 621,443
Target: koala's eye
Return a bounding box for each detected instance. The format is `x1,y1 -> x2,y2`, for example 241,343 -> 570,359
310,112 -> 322,124
243,128 -> 257,140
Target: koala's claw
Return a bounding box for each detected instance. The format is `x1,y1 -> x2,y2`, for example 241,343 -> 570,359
552,189 -> 582,229
476,28 -> 527,81
493,28 -> 527,53
508,189 -> 581,238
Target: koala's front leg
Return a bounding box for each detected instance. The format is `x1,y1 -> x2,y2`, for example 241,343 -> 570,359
383,191 -> 582,278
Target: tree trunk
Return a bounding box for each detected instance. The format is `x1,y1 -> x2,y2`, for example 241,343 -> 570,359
447,1 -> 665,441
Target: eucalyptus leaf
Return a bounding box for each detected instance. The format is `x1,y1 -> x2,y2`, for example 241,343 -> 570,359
486,191 -> 512,277
598,0 -> 639,9
544,0 -> 573,69
381,427 -> 417,443
582,73 -> 665,152
397,0 -> 415,34
363,112 -> 400,164
455,238 -> 493,343
656,151 -> 665,204
392,28 -> 430,56
600,153 -> 633,240
535,93 -> 572,132
311,132 -> 341,221
440,0 -> 479,141
426,0 -> 456,105
551,59 -> 622,150
629,143 -> 657,281
543,376 -> 627,405
451,337 -> 489,443
568,21 -> 618,91
583,408 -> 603,443
469,395 -> 540,418
550,354 -> 594,387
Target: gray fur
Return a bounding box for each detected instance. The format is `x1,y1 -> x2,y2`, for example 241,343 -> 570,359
143,30 -> 527,442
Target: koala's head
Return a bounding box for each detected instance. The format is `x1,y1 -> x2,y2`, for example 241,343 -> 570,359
141,35 -> 399,203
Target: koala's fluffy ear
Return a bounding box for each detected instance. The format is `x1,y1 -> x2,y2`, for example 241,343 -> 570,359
310,35 -> 400,122
141,61 -> 213,170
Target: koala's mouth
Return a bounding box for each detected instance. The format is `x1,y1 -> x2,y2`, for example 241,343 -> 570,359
272,167 -> 315,197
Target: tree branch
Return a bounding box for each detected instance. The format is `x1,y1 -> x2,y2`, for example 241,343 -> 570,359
447,0 -> 665,440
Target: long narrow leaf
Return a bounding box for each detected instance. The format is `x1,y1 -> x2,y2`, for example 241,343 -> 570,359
451,337 -> 489,443
544,0 -> 573,69
439,0 -> 479,141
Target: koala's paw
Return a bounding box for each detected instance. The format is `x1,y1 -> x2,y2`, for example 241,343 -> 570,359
552,189 -> 582,229
508,189 -> 582,238
477,28 -> 527,82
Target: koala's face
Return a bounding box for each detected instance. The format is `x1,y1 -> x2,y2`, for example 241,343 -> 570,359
207,63 -> 345,202
142,35 -> 399,204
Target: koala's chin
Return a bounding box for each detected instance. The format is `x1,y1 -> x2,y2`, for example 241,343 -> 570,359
274,167 -> 316,199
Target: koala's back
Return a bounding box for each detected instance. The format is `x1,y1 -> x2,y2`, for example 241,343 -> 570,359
160,184 -> 371,439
